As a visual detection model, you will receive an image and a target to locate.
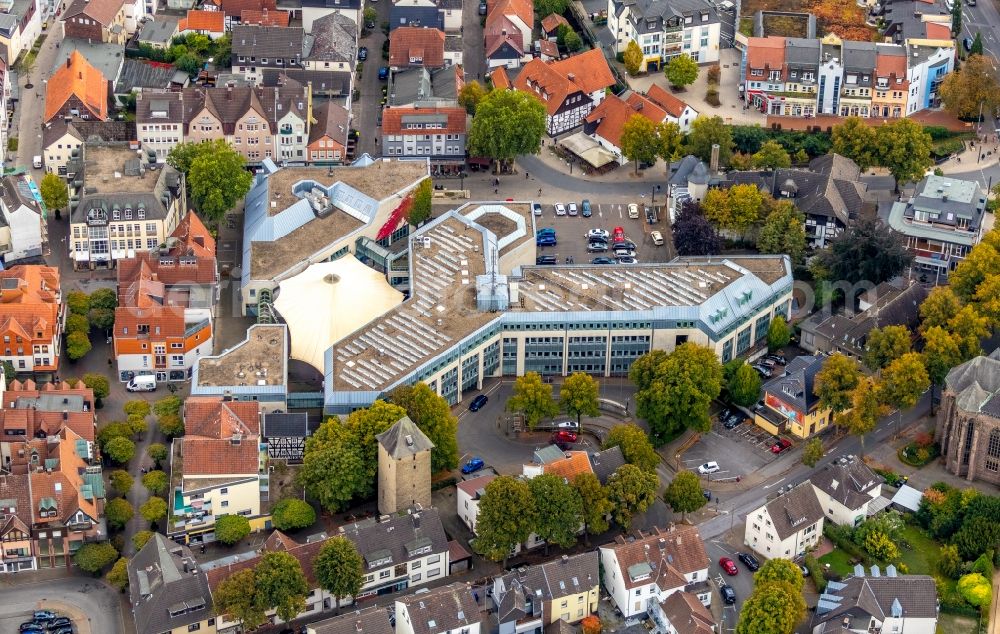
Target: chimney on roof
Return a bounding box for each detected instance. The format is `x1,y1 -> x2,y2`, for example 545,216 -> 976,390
66,57 -> 71,69
710,144 -> 720,172
567,72 -> 575,81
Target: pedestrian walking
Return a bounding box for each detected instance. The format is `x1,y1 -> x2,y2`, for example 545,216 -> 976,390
538,187 -> 542,196
525,172 -> 529,179
494,187 -> 498,194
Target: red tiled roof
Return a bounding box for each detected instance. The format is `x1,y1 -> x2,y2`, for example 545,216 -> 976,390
585,93 -> 663,148
241,8 -> 290,26
389,27 -> 446,68
182,437 -> 260,475
112,305 -> 186,339
875,52 -> 908,86
924,22 -> 951,39
485,17 -> 524,58
604,525 -> 709,590
490,67 -> 512,89
542,451 -> 594,480
540,12 -> 569,34
179,9 -> 225,33
539,40 -> 559,58
206,534 -> 326,591
645,84 -> 692,119
63,0 -> 126,26
381,106 -> 467,135
746,37 -> 786,78
183,397 -> 260,438
513,51 -> 615,116
0,266 -> 62,354
44,51 -> 108,123
220,0 -> 275,17
456,474 -> 495,497
487,0 -> 533,32
550,49 -> 615,95
171,211 -> 216,258
0,380 -> 96,442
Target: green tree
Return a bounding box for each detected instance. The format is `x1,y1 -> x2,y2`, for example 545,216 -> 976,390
141,470 -> 169,495
814,353 -> 862,432
214,568 -> 267,630
875,118 -> 933,186
656,121 -> 683,163
66,331 -> 92,361
623,40 -> 643,76
606,464 -> 658,531
951,515 -> 1000,560
831,117 -> 877,170
147,443 -> 168,467
767,315 -> 791,352
107,557 -> 130,590
3,360 -> 16,386
663,470 -> 706,521
754,559 -> 804,591
559,372 -> 600,424
802,437 -> 824,468
813,217 -> 912,285
922,326 -> 963,394
82,373 -> 110,404
168,140 -> 253,222
66,291 -> 91,316
298,417 -> 365,512
620,114 -> 662,174
458,81 -> 487,114
409,178 -> 433,226
571,472 -> 611,544
957,573 -> 992,608
736,581 -> 807,634
630,344 -> 723,444
98,421 -> 133,448
215,514 -> 252,545
952,303 -> 992,360
40,172 -> 68,217
256,551 -> 310,623
468,89 -> 547,171
919,286 -> 962,332
88,307 -> 115,331
362,5 -> 377,25
728,363 -> 762,408
315,536 -> 364,614
864,325 -> 912,371
751,140 -> 791,170
562,30 -> 582,52
124,400 -> 151,418
971,31 -> 984,56
951,0 -> 961,35
474,476 -> 536,567
388,382 -> 459,471
535,0 -> 569,16
950,230 -> 1000,301
154,394 -> 183,418
665,53 -> 698,89
104,436 -> 136,465
603,423 -> 659,472
845,377 -> 884,453
529,473 -> 583,553
508,372 -> 559,429
864,530 -> 900,561
940,54 -> 1000,119
109,470 -> 134,496
105,498 -> 134,530
673,200 -> 720,255
880,352 -> 930,412
757,200 -> 806,264
133,530 -> 155,552
90,287 -> 118,311
139,496 -> 167,524
685,116 -> 734,166
74,542 -> 119,574
271,498 -> 317,531
703,183 -> 763,236
937,544 -> 962,578
157,413 -> 185,438
128,415 -> 148,440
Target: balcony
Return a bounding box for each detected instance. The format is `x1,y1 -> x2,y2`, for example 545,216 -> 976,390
280,125 -> 294,135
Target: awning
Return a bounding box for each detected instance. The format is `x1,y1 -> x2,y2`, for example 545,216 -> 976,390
273,256 -> 404,371
558,132 -> 617,168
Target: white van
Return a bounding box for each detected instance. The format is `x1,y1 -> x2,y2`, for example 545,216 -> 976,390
32,156 -> 42,169
126,375 -> 156,392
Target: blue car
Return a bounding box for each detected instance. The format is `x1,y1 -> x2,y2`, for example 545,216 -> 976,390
468,394 -> 488,411
462,457 -> 485,474
536,228 -> 556,237
581,199 -> 592,217
537,236 -> 556,246
378,66 -> 389,80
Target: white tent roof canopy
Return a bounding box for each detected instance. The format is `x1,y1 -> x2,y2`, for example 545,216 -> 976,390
273,256 -> 404,372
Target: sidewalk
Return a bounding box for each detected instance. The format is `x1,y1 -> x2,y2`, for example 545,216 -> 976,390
937,136 -> 1000,175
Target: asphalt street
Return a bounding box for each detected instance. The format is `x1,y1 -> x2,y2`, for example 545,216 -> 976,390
0,575 -> 124,634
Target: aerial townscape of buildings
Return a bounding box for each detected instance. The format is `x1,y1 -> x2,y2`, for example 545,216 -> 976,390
2,0 -> 1000,631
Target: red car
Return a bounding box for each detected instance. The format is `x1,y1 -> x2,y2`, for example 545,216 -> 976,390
612,226 -> 626,243
552,430 -> 578,444
719,557 -> 739,576
771,438 -> 793,454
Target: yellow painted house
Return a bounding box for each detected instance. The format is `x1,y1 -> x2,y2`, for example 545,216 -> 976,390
754,354 -> 833,439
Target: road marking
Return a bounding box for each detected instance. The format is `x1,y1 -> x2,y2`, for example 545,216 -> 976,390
763,477 -> 786,489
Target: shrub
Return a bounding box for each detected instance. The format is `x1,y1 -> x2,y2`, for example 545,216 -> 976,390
914,431 -> 934,447
823,523 -> 868,562
923,125 -> 953,140
706,64 -> 721,84
803,554 -> 827,592
706,88 -> 720,107
66,313 -> 90,335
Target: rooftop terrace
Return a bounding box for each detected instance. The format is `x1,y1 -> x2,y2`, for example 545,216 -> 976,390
83,145 -> 162,195
195,324 -> 287,388
265,160 -> 429,214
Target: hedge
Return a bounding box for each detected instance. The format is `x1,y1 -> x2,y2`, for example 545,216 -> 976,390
804,554 -> 827,592
823,523 -> 868,564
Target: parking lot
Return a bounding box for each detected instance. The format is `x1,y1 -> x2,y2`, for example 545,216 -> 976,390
679,408 -> 782,480
0,576 -> 121,634
533,201 -> 673,265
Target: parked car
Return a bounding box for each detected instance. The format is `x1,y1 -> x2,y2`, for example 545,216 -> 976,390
581,199 -> 592,217
49,628 -> 73,634
758,358 -> 776,369
468,394 -> 488,411
552,430 -> 578,444
719,557 -> 739,575
798,563 -> 811,576
628,203 -> 639,219
703,489 -> 711,501
765,354 -> 786,365
646,206 -> 657,224
613,247 -> 636,258
554,203 -> 566,216
536,256 -> 557,265
738,552 -> 760,571
612,226 -> 626,242
461,457 -> 485,474
697,461 -> 720,475
47,618 -> 72,630
771,438 -> 793,454
358,46 -> 368,60
478,0 -> 487,13
752,364 -> 771,377
587,240 -> 608,252
536,235 -> 556,247
586,228 -> 610,241
33,612 -> 57,622
19,624 -> 43,633
591,257 -> 615,264
536,227 -> 556,236
568,202 -> 578,216
378,66 -> 389,80
719,584 -> 736,604
532,202 -> 542,216
723,415 -> 742,430
617,239 -> 637,251
650,230 -> 664,246
616,256 -> 638,264
964,37 -> 974,51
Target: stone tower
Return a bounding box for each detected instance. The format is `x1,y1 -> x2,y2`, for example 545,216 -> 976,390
376,415 -> 434,514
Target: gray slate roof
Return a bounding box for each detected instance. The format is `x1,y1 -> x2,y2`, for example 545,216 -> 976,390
494,552 -> 599,627
128,534 -> 213,634
944,349 -> 1000,416
811,574 -> 938,628
340,506 -> 448,566
116,59 -> 176,94
810,459 -> 880,511
376,415 -> 435,458
232,24 -> 305,59
589,446 -> 626,484
260,68 -> 353,95
763,354 -> 825,413
762,481 -> 824,540
387,66 -> 460,106
396,582 -> 481,634
262,411 -> 309,437
311,606 -> 395,634
306,12 -> 358,64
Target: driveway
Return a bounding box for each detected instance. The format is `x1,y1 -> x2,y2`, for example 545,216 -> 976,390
0,576 -> 125,634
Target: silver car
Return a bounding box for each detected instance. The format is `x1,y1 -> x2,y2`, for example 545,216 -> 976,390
568,202 -> 578,216
554,203 -> 566,216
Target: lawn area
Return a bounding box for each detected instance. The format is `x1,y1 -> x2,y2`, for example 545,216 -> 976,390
936,612 -> 977,634
897,524 -> 941,575
819,548 -> 855,577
